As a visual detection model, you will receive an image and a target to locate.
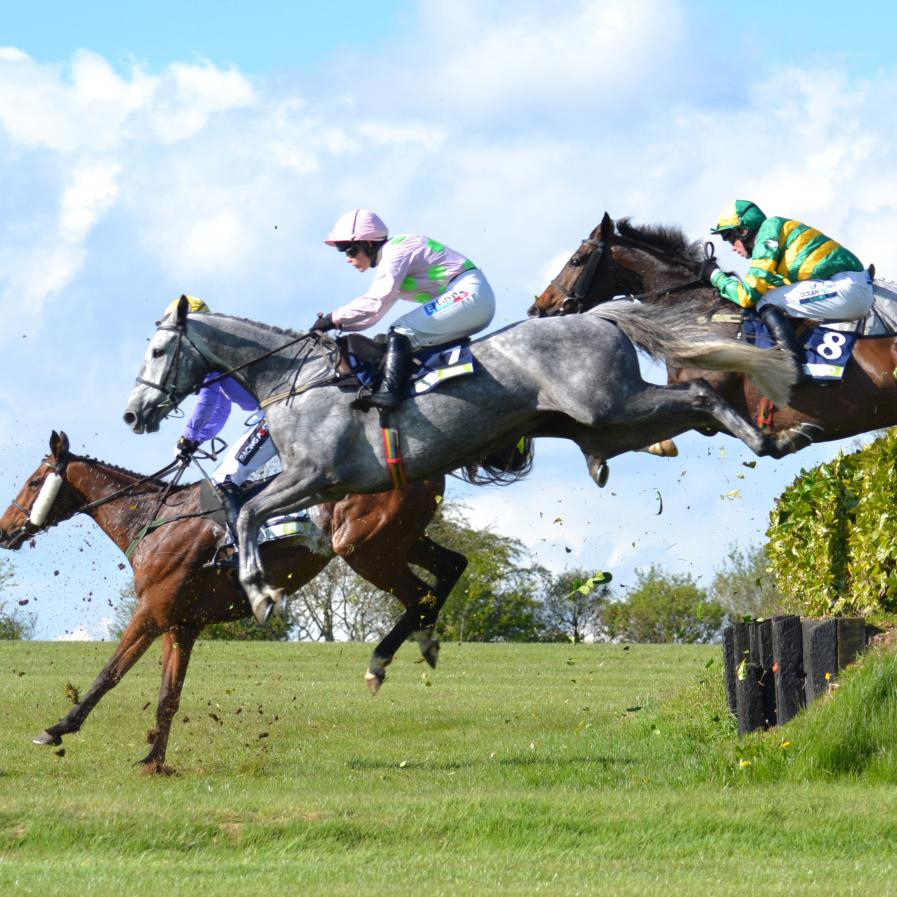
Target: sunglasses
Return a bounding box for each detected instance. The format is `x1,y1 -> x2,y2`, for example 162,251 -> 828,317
335,241 -> 362,258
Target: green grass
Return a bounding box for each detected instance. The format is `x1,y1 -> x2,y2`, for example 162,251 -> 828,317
2,640 -> 897,896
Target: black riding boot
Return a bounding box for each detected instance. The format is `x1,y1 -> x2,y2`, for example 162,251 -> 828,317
217,479 -> 243,542
369,331 -> 413,410
759,305 -> 808,387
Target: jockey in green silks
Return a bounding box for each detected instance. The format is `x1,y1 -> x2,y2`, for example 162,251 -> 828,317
703,199 -> 873,386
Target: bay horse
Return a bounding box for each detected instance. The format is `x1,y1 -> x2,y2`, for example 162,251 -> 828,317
0,431 -> 466,772
528,212 -> 896,453
122,298 -> 802,622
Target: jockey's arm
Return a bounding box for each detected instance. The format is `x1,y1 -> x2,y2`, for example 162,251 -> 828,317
711,218 -> 786,309
331,243 -> 413,331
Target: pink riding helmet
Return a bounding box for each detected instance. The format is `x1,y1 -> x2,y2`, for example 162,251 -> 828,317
324,209 -> 389,245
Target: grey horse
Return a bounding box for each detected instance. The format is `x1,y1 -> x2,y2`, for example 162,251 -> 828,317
124,297 -> 800,623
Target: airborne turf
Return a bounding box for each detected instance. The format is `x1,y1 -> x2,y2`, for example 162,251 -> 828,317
1,640 -> 896,897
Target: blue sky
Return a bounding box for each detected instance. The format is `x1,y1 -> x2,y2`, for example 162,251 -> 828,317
2,0 -> 897,638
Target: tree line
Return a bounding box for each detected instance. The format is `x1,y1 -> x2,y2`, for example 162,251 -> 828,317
2,502 -> 783,645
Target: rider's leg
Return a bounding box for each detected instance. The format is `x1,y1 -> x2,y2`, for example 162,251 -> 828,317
368,329 -> 413,411
757,304 -> 808,387
368,270 -> 496,411
211,419 -> 277,539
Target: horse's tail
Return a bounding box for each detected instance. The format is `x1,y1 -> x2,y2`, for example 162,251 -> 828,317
588,299 -> 797,408
455,437 -> 535,486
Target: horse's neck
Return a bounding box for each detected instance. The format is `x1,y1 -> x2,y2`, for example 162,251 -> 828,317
66,462 -> 178,557
192,317 -> 303,398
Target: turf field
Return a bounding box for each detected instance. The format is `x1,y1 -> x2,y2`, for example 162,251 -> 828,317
2,639 -> 896,896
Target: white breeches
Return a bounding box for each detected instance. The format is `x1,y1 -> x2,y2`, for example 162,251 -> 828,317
392,269 -> 495,348
212,418 -> 277,486
757,270 -> 874,321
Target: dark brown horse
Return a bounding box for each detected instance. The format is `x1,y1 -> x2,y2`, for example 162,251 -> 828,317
529,213 -> 897,453
0,431 -> 466,772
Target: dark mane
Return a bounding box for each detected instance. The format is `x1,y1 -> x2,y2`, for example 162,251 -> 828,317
70,455 -> 191,492
614,218 -> 703,270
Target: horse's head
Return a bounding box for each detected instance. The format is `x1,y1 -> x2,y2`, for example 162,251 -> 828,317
528,213 -> 636,318
0,431 -> 77,550
123,295 -> 213,434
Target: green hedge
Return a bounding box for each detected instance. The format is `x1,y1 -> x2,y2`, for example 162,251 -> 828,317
767,431 -> 897,617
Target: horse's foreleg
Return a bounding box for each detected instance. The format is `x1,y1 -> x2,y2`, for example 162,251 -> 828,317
33,611 -> 158,747
138,626 -> 199,774
236,473 -> 333,624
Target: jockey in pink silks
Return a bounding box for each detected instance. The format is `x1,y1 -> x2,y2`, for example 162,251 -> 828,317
309,209 -> 496,410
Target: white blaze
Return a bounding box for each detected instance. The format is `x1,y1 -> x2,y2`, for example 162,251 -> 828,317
29,473 -> 63,526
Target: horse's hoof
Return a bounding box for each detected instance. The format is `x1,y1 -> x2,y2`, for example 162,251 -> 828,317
251,597 -> 274,625
137,757 -> 175,776
422,640 -> 440,669
643,439 -> 678,458
271,588 -> 287,617
365,669 -> 384,695
32,730 -> 62,746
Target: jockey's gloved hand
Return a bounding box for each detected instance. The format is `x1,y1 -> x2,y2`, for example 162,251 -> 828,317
699,258 -> 719,282
309,312 -> 335,333
176,436 -> 199,460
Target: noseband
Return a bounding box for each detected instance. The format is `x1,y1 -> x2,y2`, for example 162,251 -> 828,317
11,455 -> 69,532
550,237 -> 605,315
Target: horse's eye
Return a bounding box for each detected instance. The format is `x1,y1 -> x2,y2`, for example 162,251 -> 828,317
152,347 -> 166,358
570,256 -> 583,268
28,480 -> 39,489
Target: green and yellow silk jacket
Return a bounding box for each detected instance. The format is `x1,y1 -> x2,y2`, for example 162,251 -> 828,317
711,217 -> 864,308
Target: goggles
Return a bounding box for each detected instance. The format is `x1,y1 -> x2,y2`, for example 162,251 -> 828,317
334,241 -> 362,258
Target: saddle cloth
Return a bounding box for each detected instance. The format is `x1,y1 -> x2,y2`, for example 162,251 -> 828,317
739,277 -> 897,383
341,333 -> 475,397
198,478 -> 312,545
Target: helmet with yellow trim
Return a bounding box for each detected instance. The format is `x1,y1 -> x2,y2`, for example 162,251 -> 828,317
163,295 -> 210,318
711,200 -> 766,241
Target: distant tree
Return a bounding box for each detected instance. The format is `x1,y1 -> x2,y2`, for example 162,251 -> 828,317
288,558 -> 400,642
602,565 -> 725,644
0,559 -> 35,640
710,543 -> 783,619
426,502 -> 547,642
539,569 -> 612,642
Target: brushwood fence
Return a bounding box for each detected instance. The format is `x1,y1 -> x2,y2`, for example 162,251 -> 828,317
722,616 -> 872,735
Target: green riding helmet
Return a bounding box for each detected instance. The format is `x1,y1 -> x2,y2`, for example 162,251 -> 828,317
711,200 -> 767,235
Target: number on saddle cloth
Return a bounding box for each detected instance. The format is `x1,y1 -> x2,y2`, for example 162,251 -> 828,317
344,335 -> 476,398
741,310 -> 857,383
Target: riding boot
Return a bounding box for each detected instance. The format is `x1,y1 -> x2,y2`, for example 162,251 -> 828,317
369,331 -> 413,411
759,304 -> 808,387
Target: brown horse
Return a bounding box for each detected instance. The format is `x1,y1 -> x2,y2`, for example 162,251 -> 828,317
0,431 -> 466,772
529,212 -> 897,453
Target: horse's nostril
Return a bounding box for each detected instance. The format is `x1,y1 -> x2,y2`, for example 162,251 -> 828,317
527,305 -> 543,318
123,411 -> 137,426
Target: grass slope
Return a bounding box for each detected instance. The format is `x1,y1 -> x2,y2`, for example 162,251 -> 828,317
1,640 -> 897,896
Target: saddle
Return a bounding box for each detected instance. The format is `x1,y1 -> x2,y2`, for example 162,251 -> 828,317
336,333 -> 476,399
199,477 -> 313,549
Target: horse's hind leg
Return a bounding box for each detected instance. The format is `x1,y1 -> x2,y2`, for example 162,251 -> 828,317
138,625 -> 199,774
406,536 -> 468,668
33,609 -> 159,747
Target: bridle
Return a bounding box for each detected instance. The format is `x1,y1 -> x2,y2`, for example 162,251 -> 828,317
11,453 -> 185,537
135,317 -> 330,417
549,236 -> 606,315
546,232 -> 715,316
135,321 -> 215,417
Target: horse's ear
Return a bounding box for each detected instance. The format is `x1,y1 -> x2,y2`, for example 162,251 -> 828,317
49,430 -> 69,459
176,295 -> 189,329
599,212 -> 614,240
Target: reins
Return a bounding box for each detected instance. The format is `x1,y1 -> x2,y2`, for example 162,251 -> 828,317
138,318 -> 341,415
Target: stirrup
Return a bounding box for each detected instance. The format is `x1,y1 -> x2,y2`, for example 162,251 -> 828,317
202,544 -> 239,570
